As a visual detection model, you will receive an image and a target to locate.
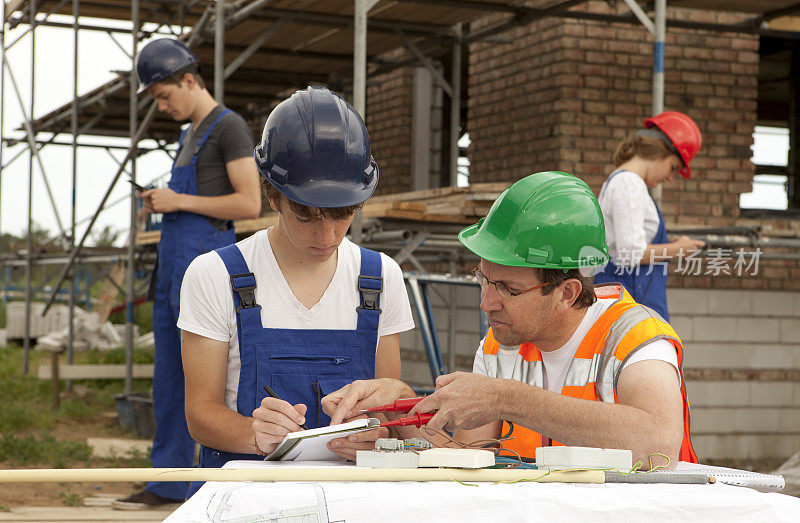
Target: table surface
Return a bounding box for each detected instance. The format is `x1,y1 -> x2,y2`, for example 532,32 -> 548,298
166,461 -> 800,523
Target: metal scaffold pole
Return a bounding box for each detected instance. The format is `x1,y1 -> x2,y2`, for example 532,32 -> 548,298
651,0 -> 666,206
23,0 -> 38,375
0,7 -> 5,234
351,0 -> 378,245
126,0 -> 141,396
215,0 -> 225,103
449,23 -> 462,188
67,0 -> 80,383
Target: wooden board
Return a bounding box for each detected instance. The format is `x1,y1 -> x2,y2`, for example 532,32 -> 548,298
37,364 -> 155,380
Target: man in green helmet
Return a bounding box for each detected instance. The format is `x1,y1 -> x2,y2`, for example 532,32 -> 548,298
323,171 -> 698,466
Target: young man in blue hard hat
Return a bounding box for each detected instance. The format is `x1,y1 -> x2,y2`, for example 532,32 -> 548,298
323,171 -> 698,468
113,39 -> 261,510
176,86 -> 414,495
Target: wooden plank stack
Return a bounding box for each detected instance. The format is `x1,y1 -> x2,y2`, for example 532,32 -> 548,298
365,182 -> 508,224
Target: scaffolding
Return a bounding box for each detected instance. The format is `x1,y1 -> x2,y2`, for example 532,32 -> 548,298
2,0 -> 800,391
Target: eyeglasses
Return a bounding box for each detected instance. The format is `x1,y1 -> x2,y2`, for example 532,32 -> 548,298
471,266 -> 554,299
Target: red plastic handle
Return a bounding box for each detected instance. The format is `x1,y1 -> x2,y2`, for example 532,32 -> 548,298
368,397 -> 424,414
380,412 -> 435,428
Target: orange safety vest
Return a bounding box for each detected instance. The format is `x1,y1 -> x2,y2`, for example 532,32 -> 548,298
482,283 -> 698,463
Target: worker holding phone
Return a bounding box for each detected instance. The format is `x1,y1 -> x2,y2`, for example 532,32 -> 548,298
114,39 -> 261,510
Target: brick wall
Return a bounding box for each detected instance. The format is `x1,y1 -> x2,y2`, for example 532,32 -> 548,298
467,2 -> 800,293
366,49 -> 415,196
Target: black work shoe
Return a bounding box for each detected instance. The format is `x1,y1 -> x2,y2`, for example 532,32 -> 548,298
111,489 -> 183,510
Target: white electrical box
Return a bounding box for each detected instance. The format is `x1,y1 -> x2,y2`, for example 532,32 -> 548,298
535,446 -> 632,470
356,450 -> 419,469
417,448 -> 495,469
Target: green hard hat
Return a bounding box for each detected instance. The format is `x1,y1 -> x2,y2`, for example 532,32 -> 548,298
458,171 -> 609,270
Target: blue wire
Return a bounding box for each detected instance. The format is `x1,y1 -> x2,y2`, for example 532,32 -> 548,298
494,457 -> 538,469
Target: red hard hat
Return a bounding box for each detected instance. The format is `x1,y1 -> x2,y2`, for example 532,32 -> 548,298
643,111 -> 702,179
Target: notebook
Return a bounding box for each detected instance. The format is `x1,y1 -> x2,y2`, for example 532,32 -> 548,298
674,461 -> 785,492
264,418 -> 381,462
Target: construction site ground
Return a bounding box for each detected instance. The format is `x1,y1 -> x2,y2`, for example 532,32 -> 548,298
0,343 -> 155,514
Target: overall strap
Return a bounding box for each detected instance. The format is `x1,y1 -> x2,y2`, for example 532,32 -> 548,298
175,127 -> 190,158
215,244 -> 263,331
216,244 -> 262,416
193,108 -> 233,157
356,246 -> 383,332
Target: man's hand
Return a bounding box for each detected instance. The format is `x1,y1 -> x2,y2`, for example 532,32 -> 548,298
327,426 -> 390,461
252,398 -> 308,455
140,187 -> 183,214
321,378 -> 414,425
410,371 -> 504,432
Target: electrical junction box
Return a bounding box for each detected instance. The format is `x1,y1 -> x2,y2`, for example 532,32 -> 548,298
417,448 -> 495,469
356,449 -> 419,468
535,446 -> 632,470
356,439 -> 494,469
356,438 -> 422,469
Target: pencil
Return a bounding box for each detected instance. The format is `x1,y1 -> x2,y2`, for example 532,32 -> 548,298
262,384 -> 308,430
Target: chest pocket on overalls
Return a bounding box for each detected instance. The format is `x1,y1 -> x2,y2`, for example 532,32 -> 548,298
259,347 -> 358,428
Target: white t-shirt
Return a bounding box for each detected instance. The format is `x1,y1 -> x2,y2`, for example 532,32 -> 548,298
472,298 -> 679,393
178,229 -> 415,410
598,170 -> 660,267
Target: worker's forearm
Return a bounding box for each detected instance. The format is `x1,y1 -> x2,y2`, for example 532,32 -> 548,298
497,380 -> 680,465
177,192 -> 261,221
186,401 -> 259,455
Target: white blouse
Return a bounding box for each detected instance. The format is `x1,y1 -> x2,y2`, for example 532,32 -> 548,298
598,170 -> 660,267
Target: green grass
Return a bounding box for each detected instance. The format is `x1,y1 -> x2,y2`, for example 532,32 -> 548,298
0,342 -> 155,469
0,344 -> 54,432
0,433 -> 92,468
82,346 -> 155,365
108,301 -> 154,335
57,398 -> 95,422
102,447 -> 152,469
57,490 -> 82,507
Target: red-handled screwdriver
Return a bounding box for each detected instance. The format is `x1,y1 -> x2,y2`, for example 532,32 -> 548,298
360,397 -> 425,414
379,412 -> 435,428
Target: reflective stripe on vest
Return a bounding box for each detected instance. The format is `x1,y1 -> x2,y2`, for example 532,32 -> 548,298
482,283 -> 698,462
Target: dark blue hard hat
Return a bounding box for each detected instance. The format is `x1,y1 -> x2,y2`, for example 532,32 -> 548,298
135,39 -> 198,92
254,86 -> 379,208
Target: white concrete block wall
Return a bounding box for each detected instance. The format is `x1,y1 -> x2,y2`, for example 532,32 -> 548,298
671,288 -> 800,461
401,283 -> 800,462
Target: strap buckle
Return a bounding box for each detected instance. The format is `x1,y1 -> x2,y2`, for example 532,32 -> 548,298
356,275 -> 383,313
229,272 -> 260,312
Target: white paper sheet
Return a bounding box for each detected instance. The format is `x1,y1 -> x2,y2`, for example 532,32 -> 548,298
265,417 -> 381,461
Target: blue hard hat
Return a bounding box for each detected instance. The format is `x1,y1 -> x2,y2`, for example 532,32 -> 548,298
254,86 -> 379,208
135,39 -> 198,92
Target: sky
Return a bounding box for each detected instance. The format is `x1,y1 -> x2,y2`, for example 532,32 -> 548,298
0,15 -> 789,246
0,16 -> 177,245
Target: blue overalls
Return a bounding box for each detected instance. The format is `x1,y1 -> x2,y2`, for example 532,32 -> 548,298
148,109 -> 237,500
187,243 -> 382,495
593,170 -> 670,321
